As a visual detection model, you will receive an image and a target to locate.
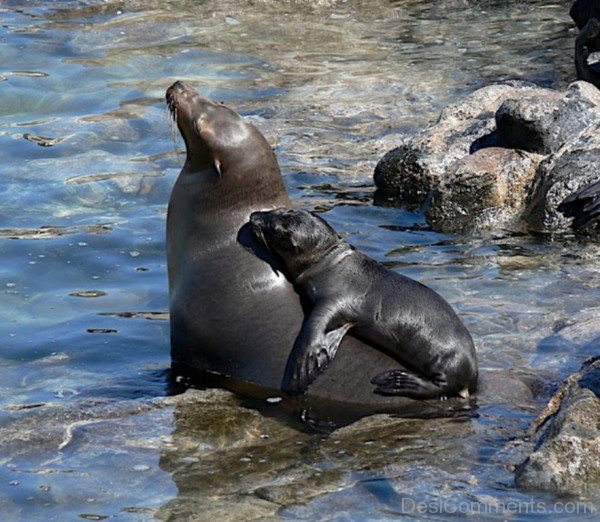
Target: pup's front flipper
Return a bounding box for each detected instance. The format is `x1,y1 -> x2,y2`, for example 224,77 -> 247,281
283,311 -> 353,393
371,370 -> 447,400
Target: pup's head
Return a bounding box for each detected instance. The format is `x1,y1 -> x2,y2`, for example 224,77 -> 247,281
249,208 -> 341,278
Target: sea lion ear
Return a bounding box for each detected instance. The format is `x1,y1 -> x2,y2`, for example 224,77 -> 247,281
214,158 -> 222,177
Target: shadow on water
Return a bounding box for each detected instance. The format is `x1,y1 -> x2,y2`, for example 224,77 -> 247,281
156,362 -> 577,521
156,372 -> 483,520
167,367 -> 480,434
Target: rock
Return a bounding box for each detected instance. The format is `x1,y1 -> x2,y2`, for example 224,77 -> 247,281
495,81 -> 600,155
375,80 -> 600,237
524,121 -> 600,233
427,148 -> 543,234
552,307 -> 600,350
374,143 -> 436,206
477,369 -> 536,406
435,81 -> 549,125
374,81 -> 549,207
494,92 -> 563,155
515,356 -> 600,496
22,133 -> 70,147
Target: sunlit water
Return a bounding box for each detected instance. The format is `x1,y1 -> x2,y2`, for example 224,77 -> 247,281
1,1 -> 599,520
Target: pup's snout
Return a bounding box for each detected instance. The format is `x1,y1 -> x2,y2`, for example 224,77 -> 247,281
249,211 -> 269,228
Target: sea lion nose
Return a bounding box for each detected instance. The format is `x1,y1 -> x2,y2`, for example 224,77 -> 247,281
171,80 -> 186,90
167,81 -> 179,94
167,80 -> 194,96
249,211 -> 268,226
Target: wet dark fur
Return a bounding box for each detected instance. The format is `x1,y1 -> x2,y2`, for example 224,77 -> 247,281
558,179 -> 600,230
570,1 -> 600,87
249,208 -> 478,400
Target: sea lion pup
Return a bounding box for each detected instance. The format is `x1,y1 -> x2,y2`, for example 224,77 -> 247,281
558,179 -> 600,230
248,208 -> 478,400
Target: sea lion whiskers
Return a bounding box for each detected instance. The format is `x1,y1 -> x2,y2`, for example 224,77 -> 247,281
164,105 -> 183,166
252,223 -> 272,254
165,89 -> 181,149
166,89 -> 178,120
160,104 -> 180,165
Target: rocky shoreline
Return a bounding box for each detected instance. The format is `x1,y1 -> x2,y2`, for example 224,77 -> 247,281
374,0 -> 600,238
515,356 -> 600,496
374,80 -> 600,237
373,0 -> 600,497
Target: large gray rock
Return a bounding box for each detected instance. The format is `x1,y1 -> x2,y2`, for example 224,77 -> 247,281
427,147 -> 543,234
515,357 -> 600,496
494,91 -> 562,154
375,81 -> 600,236
524,121 -> 600,233
495,81 -> 600,155
374,81 -> 551,207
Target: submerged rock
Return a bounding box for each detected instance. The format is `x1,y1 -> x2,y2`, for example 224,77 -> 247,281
375,81 -> 600,237
515,357 -> 600,496
554,307 -> 600,351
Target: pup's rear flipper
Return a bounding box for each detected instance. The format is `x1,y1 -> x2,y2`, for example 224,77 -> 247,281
371,369 -> 450,400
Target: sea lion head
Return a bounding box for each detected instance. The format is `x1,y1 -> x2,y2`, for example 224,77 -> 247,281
249,208 -> 342,278
166,81 -> 280,184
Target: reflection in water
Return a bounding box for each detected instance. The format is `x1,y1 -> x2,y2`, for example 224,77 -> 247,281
157,388 -> 478,520
0,0 -> 599,519
156,373 -> 551,521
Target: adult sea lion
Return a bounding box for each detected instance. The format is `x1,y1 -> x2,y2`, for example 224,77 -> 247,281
248,208 -> 478,399
165,81 -> 445,411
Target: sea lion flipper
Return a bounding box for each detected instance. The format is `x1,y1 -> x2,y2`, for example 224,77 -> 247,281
371,369 -> 447,400
283,312 -> 353,393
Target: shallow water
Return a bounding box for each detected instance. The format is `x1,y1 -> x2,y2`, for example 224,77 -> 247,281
1,0 -> 599,520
